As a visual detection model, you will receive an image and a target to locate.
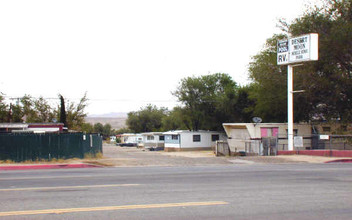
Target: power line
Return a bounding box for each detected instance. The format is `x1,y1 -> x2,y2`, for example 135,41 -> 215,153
3,95 -> 177,103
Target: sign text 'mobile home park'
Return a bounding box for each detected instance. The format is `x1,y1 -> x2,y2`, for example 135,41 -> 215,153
277,33 -> 318,65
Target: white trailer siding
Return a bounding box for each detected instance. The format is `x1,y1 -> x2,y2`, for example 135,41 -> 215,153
164,130 -> 226,151
141,132 -> 165,149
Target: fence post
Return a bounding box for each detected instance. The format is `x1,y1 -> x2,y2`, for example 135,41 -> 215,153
329,136 -> 332,157
215,141 -> 218,156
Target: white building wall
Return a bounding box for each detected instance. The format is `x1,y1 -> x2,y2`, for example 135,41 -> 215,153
164,143 -> 180,148
223,123 -> 313,152
180,131 -> 225,149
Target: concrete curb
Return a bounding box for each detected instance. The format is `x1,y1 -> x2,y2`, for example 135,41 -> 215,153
325,159 -> 352,163
0,163 -> 102,171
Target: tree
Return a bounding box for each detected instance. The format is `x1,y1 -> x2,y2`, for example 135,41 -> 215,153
66,92 -> 89,130
173,73 -> 242,130
59,95 -> 68,127
115,127 -> 132,134
126,104 -> 167,133
0,94 -> 8,122
161,107 -> 189,131
103,123 -> 112,137
248,34 -> 289,122
286,0 -> 352,122
234,86 -> 256,123
33,97 -> 55,122
81,122 -> 94,133
249,0 -> 352,123
20,95 -> 38,122
10,103 -> 23,122
93,123 -> 104,134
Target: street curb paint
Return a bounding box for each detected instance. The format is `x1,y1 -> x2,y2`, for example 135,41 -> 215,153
0,163 -> 102,171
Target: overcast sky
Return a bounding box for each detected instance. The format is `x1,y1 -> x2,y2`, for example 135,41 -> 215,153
0,0 -> 314,115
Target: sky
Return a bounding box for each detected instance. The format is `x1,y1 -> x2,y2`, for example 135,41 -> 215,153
0,0 -> 315,115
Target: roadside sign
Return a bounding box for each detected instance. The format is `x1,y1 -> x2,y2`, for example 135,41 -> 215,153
277,33 -> 319,152
319,135 -> 330,140
277,40 -> 289,65
277,33 -> 318,65
294,136 -> 303,148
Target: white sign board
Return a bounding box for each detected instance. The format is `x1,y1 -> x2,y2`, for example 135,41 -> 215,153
319,135 -> 330,140
277,33 -> 318,65
277,40 -> 289,65
294,136 -> 303,148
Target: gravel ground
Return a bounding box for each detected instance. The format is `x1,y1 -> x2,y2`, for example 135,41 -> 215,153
89,143 -> 348,167
2,143 -> 345,167
92,144 -> 232,167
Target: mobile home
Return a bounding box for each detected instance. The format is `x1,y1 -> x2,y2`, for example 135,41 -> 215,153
163,130 -> 226,152
140,132 -> 165,150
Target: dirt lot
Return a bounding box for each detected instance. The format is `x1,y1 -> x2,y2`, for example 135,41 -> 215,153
87,144 -> 349,167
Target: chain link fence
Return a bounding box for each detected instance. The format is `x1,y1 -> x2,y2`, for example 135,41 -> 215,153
216,135 -> 352,156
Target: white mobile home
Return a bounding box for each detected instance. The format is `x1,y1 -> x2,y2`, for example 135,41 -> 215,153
163,130 -> 227,152
140,132 -> 165,150
120,133 -> 143,146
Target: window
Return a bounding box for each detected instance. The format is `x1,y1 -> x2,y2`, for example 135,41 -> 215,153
172,135 -> 178,140
212,134 -> 220,142
147,136 -> 154,141
193,135 -> 201,142
159,135 -> 165,141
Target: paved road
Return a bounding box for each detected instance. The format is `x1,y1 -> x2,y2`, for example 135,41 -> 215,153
0,164 -> 351,219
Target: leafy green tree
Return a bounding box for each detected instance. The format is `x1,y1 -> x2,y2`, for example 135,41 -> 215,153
33,97 -> 55,122
10,103 -> 23,122
248,34 -> 288,122
93,123 -> 104,134
287,0 -> 352,122
0,94 -> 8,122
173,73 -> 242,130
161,107 -> 189,131
66,93 -> 88,130
81,122 -> 94,133
234,86 -> 256,123
103,123 -> 112,137
127,104 -> 167,133
20,95 -> 38,122
249,0 -> 352,122
115,127 -> 132,134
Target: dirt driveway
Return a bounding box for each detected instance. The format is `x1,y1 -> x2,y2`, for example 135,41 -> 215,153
87,144 -> 348,167
92,144 -> 231,167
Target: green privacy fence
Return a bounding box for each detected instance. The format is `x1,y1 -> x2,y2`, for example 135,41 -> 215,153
0,133 -> 102,162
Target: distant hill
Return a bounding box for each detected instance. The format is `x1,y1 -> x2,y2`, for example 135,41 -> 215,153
88,112 -> 128,118
85,112 -> 128,130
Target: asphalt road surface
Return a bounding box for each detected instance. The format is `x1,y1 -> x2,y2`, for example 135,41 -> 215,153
0,163 -> 351,219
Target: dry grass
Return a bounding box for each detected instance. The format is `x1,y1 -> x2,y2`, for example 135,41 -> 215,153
84,152 -> 103,159
0,151 -> 104,164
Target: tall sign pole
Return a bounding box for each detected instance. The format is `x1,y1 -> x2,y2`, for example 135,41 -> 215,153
287,64 -> 294,151
277,33 -> 318,151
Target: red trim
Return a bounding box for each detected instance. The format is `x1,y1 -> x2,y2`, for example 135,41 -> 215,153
0,164 -> 101,170
278,150 -> 352,157
28,124 -> 64,132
